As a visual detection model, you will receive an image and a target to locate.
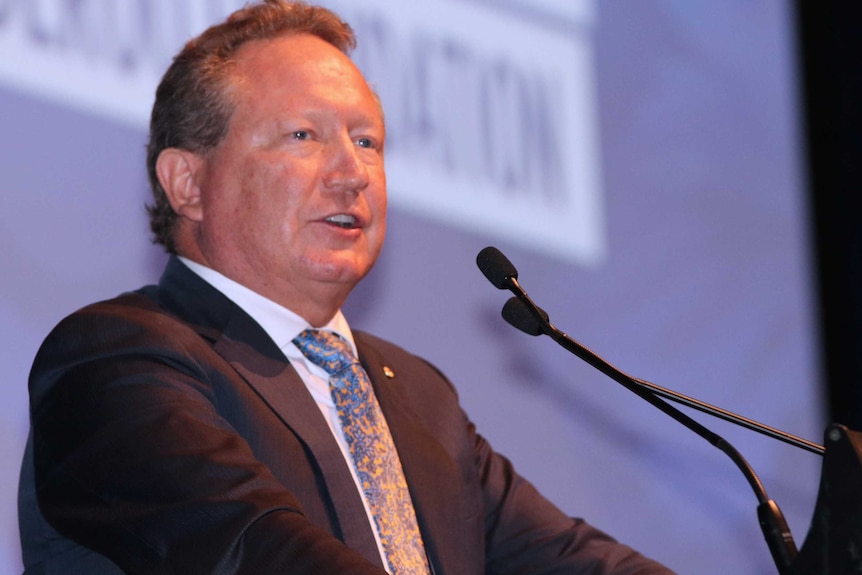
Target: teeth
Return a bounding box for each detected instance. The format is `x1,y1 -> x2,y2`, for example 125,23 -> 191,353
325,214 -> 357,229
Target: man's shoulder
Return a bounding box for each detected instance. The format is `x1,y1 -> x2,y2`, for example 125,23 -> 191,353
31,285 -> 207,378
44,257 -> 229,342
48,285 -> 179,336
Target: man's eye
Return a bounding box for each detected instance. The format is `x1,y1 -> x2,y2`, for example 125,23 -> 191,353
355,137 -> 375,149
292,130 -> 311,140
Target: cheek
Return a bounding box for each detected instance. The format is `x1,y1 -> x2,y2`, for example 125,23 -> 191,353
239,162 -> 300,220
205,173 -> 288,249
370,169 -> 388,214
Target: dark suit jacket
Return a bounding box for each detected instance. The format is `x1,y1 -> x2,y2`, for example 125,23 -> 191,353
19,257 -> 672,574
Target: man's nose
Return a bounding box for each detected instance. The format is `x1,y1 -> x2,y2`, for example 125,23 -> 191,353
322,136 -> 370,193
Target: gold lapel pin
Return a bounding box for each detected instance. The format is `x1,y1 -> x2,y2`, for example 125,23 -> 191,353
383,366 -> 395,379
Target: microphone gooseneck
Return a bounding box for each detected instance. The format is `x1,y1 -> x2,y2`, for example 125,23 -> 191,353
499,297 -> 824,454
476,246 -> 812,574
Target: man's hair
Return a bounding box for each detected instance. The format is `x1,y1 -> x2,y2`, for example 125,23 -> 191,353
145,0 -> 356,253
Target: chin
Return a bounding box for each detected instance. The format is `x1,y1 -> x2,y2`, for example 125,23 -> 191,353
304,253 -> 373,284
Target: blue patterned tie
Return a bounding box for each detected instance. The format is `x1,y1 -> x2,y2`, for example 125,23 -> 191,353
292,329 -> 430,575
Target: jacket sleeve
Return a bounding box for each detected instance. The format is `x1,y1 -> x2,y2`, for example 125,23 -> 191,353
474,428 -> 675,575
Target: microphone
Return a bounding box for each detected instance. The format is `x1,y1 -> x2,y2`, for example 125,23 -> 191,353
478,246 -> 552,337
502,296 -> 546,336
477,246 -> 807,574
476,245 -> 518,289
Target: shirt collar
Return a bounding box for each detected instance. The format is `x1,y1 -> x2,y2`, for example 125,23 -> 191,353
177,256 -> 357,355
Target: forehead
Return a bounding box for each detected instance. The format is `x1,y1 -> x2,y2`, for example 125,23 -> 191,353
227,33 -> 378,110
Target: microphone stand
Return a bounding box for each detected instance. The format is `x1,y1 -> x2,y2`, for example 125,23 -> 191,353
477,246 -> 810,574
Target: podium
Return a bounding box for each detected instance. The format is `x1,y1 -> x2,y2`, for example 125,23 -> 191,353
791,424 -> 862,574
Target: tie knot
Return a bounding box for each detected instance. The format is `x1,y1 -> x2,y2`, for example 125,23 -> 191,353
292,329 -> 357,375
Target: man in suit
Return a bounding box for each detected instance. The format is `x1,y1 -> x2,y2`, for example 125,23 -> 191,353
19,1 -> 674,573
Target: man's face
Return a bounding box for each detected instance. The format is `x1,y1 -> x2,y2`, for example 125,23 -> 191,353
189,33 -> 386,319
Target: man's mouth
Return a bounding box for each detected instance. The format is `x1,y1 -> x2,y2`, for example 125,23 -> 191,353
324,214 -> 359,229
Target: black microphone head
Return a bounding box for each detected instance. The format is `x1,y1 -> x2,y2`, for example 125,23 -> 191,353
502,296 -> 547,336
476,246 -> 518,289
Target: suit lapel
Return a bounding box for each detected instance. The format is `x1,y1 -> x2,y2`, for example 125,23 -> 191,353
356,339 -> 466,575
153,258 -> 382,566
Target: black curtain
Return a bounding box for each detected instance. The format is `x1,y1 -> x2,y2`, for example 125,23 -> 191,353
795,1 -> 862,431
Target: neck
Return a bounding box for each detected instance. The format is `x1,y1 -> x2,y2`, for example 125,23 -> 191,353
175,260 -> 346,330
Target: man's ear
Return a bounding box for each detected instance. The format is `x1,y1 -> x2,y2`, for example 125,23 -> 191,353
156,148 -> 205,222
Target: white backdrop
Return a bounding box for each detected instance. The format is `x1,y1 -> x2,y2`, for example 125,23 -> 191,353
0,1 -> 823,573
